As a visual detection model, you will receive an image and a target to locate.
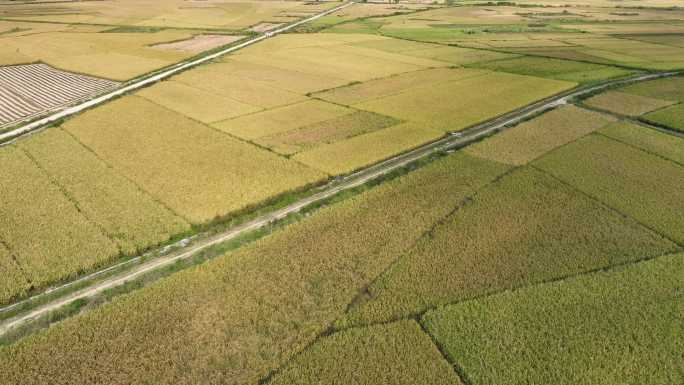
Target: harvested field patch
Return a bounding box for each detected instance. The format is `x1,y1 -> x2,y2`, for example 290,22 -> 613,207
338,167 -> 677,327
249,22 -> 283,33
642,103 -> 684,133
355,71 -> 574,132
151,34 -> 244,53
293,122 -> 443,175
0,243 -> 30,306
0,152 -> 509,385
314,67 -> 487,106
0,146 -> 119,292
64,96 -> 325,223
620,76 -> 684,102
212,99 -> 352,140
173,63 -> 308,109
584,91 -> 675,116
0,64 -> 119,129
599,122 -> 684,165
423,253 -> 684,385
19,128 -> 191,255
535,134 -> 684,244
470,56 -> 632,84
269,320 -> 461,385
137,80 -> 261,123
465,105 -> 616,165
256,111 -> 400,155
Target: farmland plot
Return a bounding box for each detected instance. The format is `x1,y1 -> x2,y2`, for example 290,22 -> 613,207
268,321 -> 461,385
599,122 -> 684,165
584,91 -> 675,116
465,105 -> 616,165
642,103 -> 684,133
0,64 -> 119,129
0,146 -> 119,292
535,134 -> 684,244
0,153 -> 509,385
19,128 -> 191,255
63,96 -> 325,223
423,253 -> 684,385
0,243 -> 30,306
619,76 -> 684,101
338,167 -> 677,328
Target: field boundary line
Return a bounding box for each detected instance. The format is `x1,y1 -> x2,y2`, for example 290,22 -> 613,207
0,69 -> 679,337
0,1 -> 355,145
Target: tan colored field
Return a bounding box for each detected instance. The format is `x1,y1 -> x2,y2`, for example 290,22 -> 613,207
137,80 -> 261,123
63,96 -> 326,223
584,91 -> 675,116
600,122 -> 684,165
0,243 -> 30,305
212,99 -> 353,140
293,122 -> 443,175
465,105 -> 616,165
152,34 -> 244,53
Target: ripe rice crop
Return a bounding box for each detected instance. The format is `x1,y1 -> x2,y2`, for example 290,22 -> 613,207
293,122 -> 444,175
314,67 -> 487,106
64,96 -> 325,223
173,63 -> 308,109
137,80 -> 261,123
535,134 -> 684,244
212,99 -> 353,140
338,167 -> 677,327
400,46 -> 517,66
0,152 -> 509,385
642,103 -> 684,133
599,122 -> 684,165
269,320 -> 461,385
620,76 -> 684,101
355,71 -> 574,132
584,91 -> 675,116
470,56 -> 632,84
255,111 -> 400,155
0,146 -> 119,291
423,253 -> 684,385
19,128 -> 191,255
465,105 -> 616,165
0,243 -> 30,306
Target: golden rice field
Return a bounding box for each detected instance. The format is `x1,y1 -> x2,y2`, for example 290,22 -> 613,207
535,134 -> 684,244
0,243 -> 30,306
18,128 -> 191,256
63,96 -> 326,224
338,167 -> 678,328
0,146 -> 119,292
0,152 -> 509,385
599,122 -> 684,166
584,91 -> 675,116
620,76 -> 684,102
465,105 -> 616,165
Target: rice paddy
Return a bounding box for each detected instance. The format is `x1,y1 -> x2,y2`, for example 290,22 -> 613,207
583,91 -> 676,116
642,103 -> 684,133
599,122 -> 684,165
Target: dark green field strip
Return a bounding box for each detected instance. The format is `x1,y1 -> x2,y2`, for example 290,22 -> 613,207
0,152 -> 509,385
336,166 -> 678,328
642,103 -> 684,133
267,320 -> 462,385
468,56 -> 633,84
535,134 -> 684,245
422,253 -> 684,385
599,122 -> 684,166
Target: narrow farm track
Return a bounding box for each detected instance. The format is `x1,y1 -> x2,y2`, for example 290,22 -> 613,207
0,1 -> 355,143
0,70 -> 679,338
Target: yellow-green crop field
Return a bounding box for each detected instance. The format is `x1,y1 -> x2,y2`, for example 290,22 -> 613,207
63,96 -> 326,224
18,128 -> 191,255
535,134 -> 684,244
354,71 -> 574,132
269,320 -> 460,385
584,91 -> 675,116
0,243 -> 30,306
599,122 -> 684,165
0,152 -> 509,385
337,167 -> 677,328
465,105 -> 615,165
642,103 -> 684,133
620,76 -> 684,102
0,146 -> 119,293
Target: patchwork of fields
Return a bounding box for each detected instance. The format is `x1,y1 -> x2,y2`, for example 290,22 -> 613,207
0,0 -> 683,384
